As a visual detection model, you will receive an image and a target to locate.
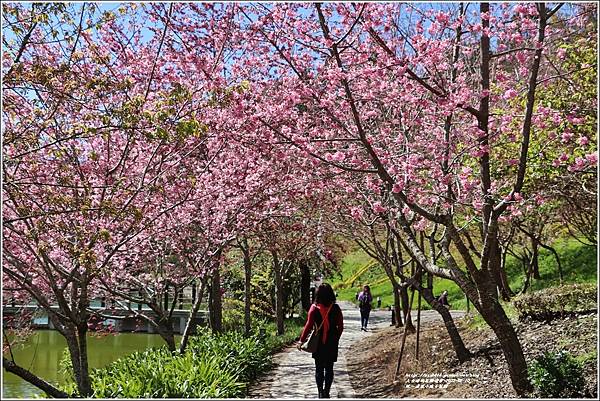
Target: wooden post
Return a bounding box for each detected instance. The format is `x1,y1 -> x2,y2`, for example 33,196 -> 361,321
415,285 -> 422,359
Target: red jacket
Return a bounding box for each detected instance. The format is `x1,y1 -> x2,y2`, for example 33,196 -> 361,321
300,303 -> 344,344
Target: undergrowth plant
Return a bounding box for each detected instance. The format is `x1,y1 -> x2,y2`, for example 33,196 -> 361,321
58,320 -> 304,398
528,350 -> 585,398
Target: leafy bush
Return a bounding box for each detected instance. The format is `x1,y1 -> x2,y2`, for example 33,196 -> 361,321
187,328 -> 272,383
528,351 -> 585,398
58,349 -> 78,397
513,283 -> 597,321
58,320 -> 303,398
90,346 -> 245,398
222,299 -> 247,333
260,317 -> 305,352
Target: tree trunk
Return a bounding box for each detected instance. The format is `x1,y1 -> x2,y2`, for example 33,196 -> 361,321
63,330 -> 93,397
531,239 -> 541,280
491,241 -> 513,301
158,319 -> 176,351
64,329 -> 90,397
393,283 -> 403,327
3,357 -> 69,398
164,283 -> 169,311
399,285 -> 415,333
479,297 -> 532,395
420,287 -> 470,363
272,250 -> 285,335
546,243 -> 563,283
380,259 -> 403,327
300,259 -> 311,312
241,241 -> 253,335
179,279 -> 206,354
520,250 -> 532,294
209,268 -> 223,333
76,324 -> 93,396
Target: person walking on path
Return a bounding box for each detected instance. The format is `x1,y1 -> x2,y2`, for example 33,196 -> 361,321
297,283 -> 344,398
358,285 -> 372,331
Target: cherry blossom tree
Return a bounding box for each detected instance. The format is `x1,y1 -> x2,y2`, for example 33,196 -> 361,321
2,2 -> 597,398
213,2 -> 596,394
2,2 -> 222,394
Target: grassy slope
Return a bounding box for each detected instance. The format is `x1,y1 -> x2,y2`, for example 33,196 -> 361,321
328,238 -> 597,311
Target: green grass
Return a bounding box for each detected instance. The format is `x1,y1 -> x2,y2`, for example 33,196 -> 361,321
505,238 -> 597,293
261,317 -> 305,351
328,238 -> 597,313
329,248 -> 468,311
575,349 -> 597,365
465,300 -> 519,330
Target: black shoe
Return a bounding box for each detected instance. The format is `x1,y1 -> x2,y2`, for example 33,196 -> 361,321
318,389 -> 323,398
323,390 -> 330,398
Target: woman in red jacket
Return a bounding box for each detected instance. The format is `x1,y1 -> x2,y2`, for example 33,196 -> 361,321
298,283 -> 344,398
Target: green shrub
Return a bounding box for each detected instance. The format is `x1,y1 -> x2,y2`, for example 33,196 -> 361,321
187,328 -> 273,383
90,346 -> 245,398
513,283 -> 597,321
222,300 -> 246,333
58,349 -> 77,397
260,317 -> 305,352
528,351 -> 585,398
58,320 -> 303,398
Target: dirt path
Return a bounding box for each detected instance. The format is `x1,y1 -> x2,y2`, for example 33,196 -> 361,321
249,302 -> 464,399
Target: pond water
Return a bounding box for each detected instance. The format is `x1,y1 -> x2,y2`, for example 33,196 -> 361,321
2,330 -> 173,398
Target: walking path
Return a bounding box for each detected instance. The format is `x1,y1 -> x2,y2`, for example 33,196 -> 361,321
248,302 -> 465,399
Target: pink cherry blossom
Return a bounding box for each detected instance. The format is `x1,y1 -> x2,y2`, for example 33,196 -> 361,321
392,182 -> 404,193
372,202 -> 386,214
503,89 -> 518,100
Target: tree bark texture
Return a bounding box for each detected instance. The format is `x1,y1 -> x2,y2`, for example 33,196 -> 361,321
272,250 -> 285,335
209,268 -> 223,333
3,357 -> 69,398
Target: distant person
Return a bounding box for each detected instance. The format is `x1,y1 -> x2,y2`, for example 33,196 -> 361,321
437,290 -> 450,308
377,296 -> 382,309
358,285 -> 372,331
355,291 -> 359,300
298,283 -> 344,398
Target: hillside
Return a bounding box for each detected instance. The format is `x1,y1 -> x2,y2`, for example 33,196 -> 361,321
328,238 -> 597,311
347,309 -> 597,398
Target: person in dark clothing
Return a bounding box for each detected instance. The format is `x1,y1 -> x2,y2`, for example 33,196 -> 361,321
298,283 -> 344,398
437,290 -> 450,308
358,285 -> 372,331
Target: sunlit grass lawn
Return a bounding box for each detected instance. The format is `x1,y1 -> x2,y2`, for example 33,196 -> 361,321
328,238 -> 597,312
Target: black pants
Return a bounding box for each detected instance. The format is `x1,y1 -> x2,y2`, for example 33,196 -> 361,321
360,309 -> 371,328
315,359 -> 334,394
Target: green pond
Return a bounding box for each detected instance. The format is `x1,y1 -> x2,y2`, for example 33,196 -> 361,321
3,330 -> 173,398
